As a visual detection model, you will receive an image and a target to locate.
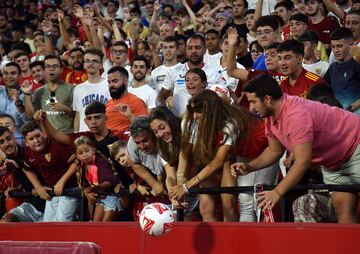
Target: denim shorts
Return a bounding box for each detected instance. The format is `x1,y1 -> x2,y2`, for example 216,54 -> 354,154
8,202 -> 44,222
97,195 -> 123,212
43,195 -> 80,222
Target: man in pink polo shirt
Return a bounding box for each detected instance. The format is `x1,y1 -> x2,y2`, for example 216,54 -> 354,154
231,73 -> 360,223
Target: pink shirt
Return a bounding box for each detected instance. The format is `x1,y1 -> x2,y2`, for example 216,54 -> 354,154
265,94 -> 360,170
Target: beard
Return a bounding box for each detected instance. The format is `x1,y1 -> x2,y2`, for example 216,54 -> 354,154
110,85 -> 126,99
133,73 -> 146,82
188,55 -> 203,65
72,62 -> 83,71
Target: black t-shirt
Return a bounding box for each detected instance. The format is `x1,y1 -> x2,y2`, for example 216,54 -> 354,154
237,52 -> 253,69
222,23 -> 249,38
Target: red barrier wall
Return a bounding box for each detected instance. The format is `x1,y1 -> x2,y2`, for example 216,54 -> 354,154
0,222 -> 359,254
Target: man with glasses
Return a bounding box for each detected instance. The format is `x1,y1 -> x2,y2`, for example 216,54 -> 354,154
23,55 -> 74,132
73,49 -> 111,132
102,41 -> 133,85
253,15 -> 282,71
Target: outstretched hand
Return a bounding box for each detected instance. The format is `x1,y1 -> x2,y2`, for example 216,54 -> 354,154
227,27 -> 239,47
230,162 -> 253,177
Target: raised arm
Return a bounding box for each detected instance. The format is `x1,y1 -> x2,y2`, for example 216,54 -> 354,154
21,81 -> 35,118
83,16 -> 102,50
33,110 -> 71,145
149,1 -> 162,34
208,0 -> 229,17
58,9 -> 72,50
323,0 -> 345,20
254,0 -> 264,22
182,0 -> 198,29
227,28 -> 249,81
41,20 -> 55,56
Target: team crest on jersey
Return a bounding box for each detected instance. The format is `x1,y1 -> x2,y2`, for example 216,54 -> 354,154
45,153 -> 51,162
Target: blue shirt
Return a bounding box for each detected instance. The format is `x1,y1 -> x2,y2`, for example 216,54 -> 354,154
253,54 -> 267,71
324,58 -> 360,115
0,86 -> 29,144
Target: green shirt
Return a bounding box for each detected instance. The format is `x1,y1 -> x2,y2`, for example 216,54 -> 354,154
33,83 -> 74,132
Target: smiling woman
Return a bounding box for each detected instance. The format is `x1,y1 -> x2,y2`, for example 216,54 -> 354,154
149,107 -> 181,168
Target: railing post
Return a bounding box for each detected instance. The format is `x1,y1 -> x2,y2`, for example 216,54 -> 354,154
176,208 -> 184,222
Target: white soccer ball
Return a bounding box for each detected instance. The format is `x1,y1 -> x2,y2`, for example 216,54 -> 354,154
139,203 -> 174,236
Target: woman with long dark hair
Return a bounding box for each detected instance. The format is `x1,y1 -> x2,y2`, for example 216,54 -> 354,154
169,89 -> 255,221
148,107 -> 194,215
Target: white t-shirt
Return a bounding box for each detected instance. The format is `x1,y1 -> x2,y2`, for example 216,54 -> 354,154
72,78 -> 111,131
247,34 -> 257,45
161,63 -> 224,117
215,58 -> 245,92
102,60 -> 133,85
128,84 -> 157,109
302,60 -> 330,78
181,119 -> 237,146
248,0 -> 277,16
204,51 -> 223,68
150,63 -> 183,92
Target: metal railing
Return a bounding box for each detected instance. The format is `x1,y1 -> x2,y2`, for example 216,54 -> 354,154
3,184 -> 360,222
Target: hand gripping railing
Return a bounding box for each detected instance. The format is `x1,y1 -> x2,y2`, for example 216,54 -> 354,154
4,184 -> 360,222
187,184 -> 360,194
176,184 -> 360,221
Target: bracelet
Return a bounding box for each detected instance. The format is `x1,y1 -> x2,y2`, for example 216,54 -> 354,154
23,92 -> 31,96
273,188 -> 283,198
182,183 -> 189,194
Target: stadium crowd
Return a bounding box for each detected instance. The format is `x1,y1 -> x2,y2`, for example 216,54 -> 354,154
0,0 -> 359,224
